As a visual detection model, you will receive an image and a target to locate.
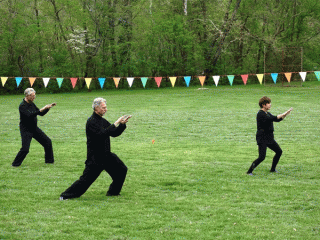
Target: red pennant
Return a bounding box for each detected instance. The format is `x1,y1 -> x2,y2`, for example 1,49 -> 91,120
241,75 -> 248,85
154,77 -> 162,88
70,78 -> 78,88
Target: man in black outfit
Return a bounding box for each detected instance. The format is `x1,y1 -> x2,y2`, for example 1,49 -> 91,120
60,97 -> 131,200
247,96 -> 292,175
12,88 -> 56,167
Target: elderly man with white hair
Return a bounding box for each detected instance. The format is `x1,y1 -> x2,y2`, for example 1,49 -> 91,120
12,88 -> 56,167
60,97 -> 131,200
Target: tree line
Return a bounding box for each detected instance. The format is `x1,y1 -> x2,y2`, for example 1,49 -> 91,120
0,0 -> 319,79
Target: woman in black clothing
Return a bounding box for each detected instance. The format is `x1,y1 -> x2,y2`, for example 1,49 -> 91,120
247,96 -> 292,175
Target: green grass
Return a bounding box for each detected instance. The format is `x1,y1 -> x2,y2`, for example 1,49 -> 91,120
1,82 -> 320,239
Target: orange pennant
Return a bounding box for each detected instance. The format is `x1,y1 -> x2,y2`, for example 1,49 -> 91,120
241,75 -> 248,85
29,77 -> 36,87
113,77 -> 121,88
70,78 -> 78,88
285,73 -> 292,82
198,76 -> 206,87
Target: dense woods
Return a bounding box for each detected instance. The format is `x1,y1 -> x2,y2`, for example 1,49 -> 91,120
0,0 -> 319,79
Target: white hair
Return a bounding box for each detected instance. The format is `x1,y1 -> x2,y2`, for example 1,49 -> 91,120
92,97 -> 107,110
24,88 -> 36,96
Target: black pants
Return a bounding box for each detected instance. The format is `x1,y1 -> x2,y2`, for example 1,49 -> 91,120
12,127 -> 54,166
247,140 -> 283,173
60,153 -> 128,199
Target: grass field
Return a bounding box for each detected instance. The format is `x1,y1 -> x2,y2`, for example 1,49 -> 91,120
1,82 -> 319,239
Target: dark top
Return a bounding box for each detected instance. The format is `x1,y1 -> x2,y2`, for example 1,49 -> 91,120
86,112 -> 126,165
19,99 -> 49,131
256,110 -> 282,144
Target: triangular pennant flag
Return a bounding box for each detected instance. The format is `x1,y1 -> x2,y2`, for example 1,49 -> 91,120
315,71 -> 320,81
154,77 -> 162,88
271,73 -> 278,84
16,77 -> 23,87
284,73 -> 292,82
98,78 -> 106,89
169,77 -> 177,87
198,76 -> 206,87
57,78 -> 63,88
127,77 -> 134,87
256,74 -> 264,84
70,78 -> 78,88
141,77 -> 148,88
184,76 -> 191,87
1,77 -> 8,87
212,76 -> 220,86
299,72 -> 306,82
241,74 -> 248,85
29,77 -> 36,87
227,75 -> 234,86
85,78 -> 92,89
43,78 -> 50,88
113,77 -> 121,88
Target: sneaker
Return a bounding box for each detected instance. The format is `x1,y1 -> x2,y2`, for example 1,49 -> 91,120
59,197 -> 68,201
247,172 -> 253,176
270,170 -> 278,173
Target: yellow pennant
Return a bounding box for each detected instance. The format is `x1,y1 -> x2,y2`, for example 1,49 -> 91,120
198,76 -> 206,86
285,73 -> 292,82
169,77 -> 177,87
85,78 -> 92,89
1,77 -> 8,87
256,74 -> 264,84
113,77 -> 121,88
29,77 -> 36,87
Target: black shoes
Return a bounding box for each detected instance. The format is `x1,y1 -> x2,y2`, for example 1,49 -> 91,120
106,193 -> 121,197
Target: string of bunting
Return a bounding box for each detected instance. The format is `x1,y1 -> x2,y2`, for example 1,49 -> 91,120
1,71 -> 320,88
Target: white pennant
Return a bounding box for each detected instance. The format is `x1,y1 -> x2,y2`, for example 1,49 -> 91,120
43,78 -> 50,87
127,77 -> 134,87
212,76 -> 220,86
299,72 -> 307,82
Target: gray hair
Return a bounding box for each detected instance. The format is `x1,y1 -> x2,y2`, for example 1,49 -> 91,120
24,88 -> 36,96
92,97 -> 107,110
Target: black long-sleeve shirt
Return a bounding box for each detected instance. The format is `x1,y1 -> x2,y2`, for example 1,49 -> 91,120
256,110 -> 282,144
19,99 -> 49,131
86,112 -> 126,165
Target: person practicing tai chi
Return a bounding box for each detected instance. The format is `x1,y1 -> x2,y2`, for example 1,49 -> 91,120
60,97 -> 131,200
12,88 -> 56,167
247,96 -> 293,175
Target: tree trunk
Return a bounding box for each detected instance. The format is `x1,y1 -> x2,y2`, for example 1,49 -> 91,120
208,0 -> 242,74
108,0 -> 117,76
48,0 -> 75,60
34,0 -> 43,73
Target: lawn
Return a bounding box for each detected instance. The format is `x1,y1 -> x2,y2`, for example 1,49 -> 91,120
0,82 -> 319,239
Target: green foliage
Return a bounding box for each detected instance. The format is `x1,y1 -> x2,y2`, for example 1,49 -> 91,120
0,0 -> 319,81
